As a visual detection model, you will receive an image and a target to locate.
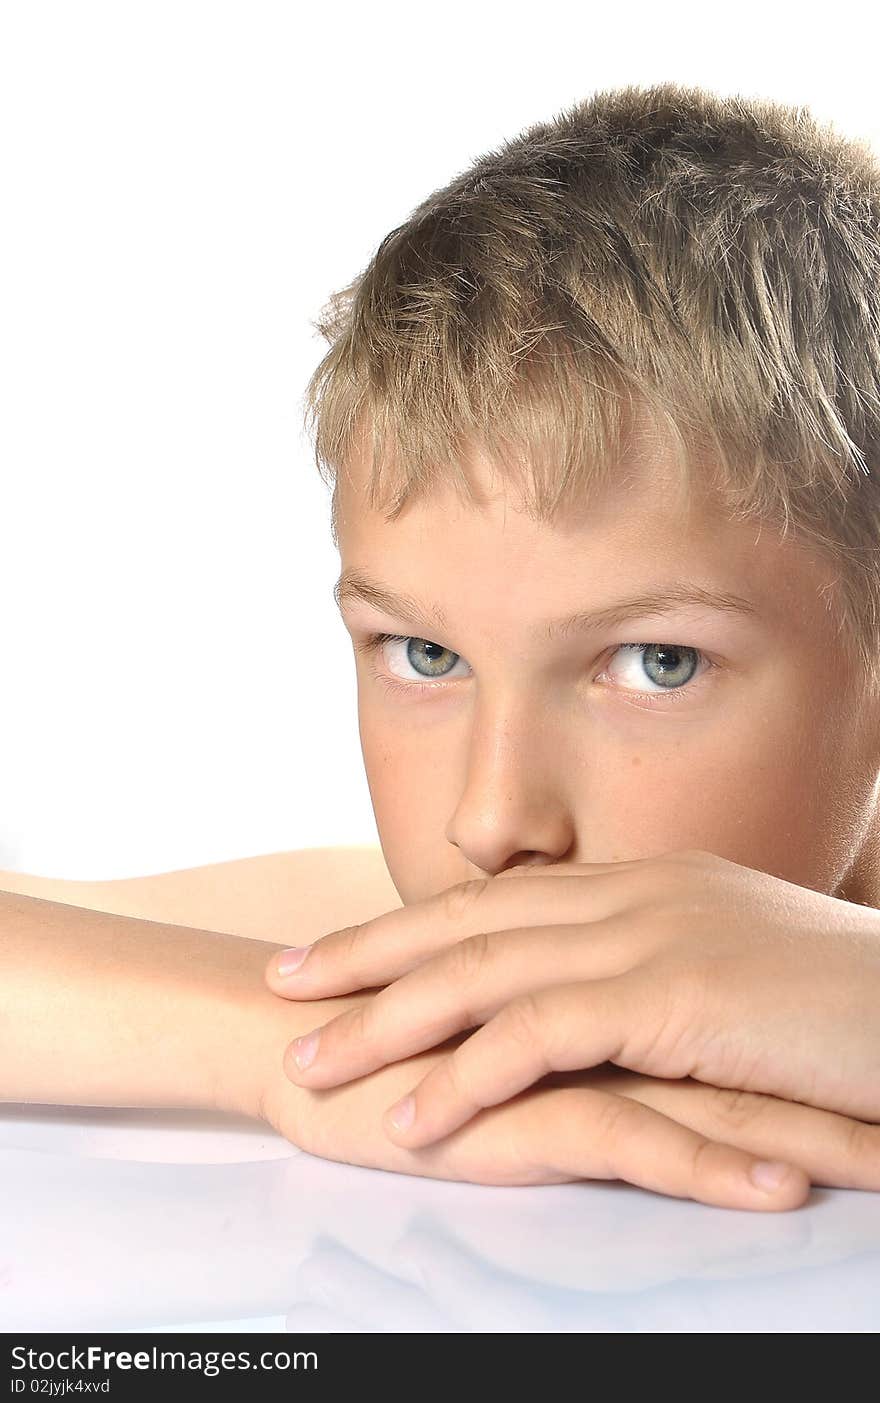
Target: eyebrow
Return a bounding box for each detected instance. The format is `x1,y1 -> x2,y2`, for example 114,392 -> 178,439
333,569 -> 760,641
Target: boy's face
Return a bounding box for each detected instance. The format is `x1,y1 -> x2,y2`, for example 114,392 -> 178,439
334,430 -> 880,910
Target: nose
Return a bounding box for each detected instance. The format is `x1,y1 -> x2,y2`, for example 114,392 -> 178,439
444,691 -> 575,875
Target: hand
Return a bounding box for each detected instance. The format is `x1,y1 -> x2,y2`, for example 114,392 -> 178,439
264,849 -> 880,1150
259,1019 -> 880,1209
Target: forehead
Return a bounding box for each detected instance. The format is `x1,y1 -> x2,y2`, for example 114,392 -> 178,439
333,425 -> 843,642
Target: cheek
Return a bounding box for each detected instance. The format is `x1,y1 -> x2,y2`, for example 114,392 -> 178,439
633,701 -> 873,893
357,708 -> 455,884
357,711 -> 403,822
583,706 -> 855,888
354,666 -> 875,898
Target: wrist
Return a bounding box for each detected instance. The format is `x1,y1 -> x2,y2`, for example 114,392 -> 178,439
0,892 -> 323,1116
214,941 -> 369,1133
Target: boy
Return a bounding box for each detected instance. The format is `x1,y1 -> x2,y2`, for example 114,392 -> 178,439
4,80 -> 880,1212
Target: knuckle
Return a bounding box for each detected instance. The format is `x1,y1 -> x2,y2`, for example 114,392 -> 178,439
688,1134 -> 717,1183
842,1114 -> 874,1163
446,929 -> 493,986
592,1091 -> 638,1149
444,1047 -> 481,1107
621,854 -> 693,912
710,1084 -> 767,1129
494,1098 -> 561,1185
494,862 -> 547,879
345,998 -> 373,1045
331,922 -> 372,968
648,848 -> 714,888
289,1089 -> 330,1159
668,847 -> 730,876
499,991 -> 546,1051
665,846 -> 711,865
440,877 -> 493,926
621,963 -> 701,1070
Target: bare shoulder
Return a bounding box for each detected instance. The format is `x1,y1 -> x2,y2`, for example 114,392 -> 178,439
0,846 -> 403,943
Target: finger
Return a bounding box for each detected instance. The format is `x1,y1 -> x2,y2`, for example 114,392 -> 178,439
508,1084 -> 810,1212
596,1070 -> 880,1193
265,860 -> 648,999
282,920 -> 638,1089
382,976 -> 655,1144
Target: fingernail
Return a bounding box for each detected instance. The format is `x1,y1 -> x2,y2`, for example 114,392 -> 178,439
277,946 -> 310,977
387,1094 -> 416,1132
749,1160 -> 792,1192
291,1029 -> 320,1070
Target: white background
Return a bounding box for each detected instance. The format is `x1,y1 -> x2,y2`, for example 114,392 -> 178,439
1,0 -> 877,877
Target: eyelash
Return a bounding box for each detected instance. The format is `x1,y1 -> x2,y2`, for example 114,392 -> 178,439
356,632 -> 716,709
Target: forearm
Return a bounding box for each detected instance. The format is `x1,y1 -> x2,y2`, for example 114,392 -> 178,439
0,887 -> 361,1117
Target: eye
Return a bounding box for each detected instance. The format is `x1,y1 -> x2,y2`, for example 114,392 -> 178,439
356,632 -> 716,708
601,642 -> 714,707
357,633 -> 470,693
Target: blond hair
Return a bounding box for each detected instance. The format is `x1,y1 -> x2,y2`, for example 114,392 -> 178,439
302,80 -> 880,698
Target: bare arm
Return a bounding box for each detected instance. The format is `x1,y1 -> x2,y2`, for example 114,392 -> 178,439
0,844 -> 403,942
2,859 -> 875,1208
0,844 -> 401,1113
0,884 -> 364,1117
0,881 -> 480,1183
0,852 -> 469,1179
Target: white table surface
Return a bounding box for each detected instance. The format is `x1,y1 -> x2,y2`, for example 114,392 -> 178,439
1,1102 -> 878,1333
